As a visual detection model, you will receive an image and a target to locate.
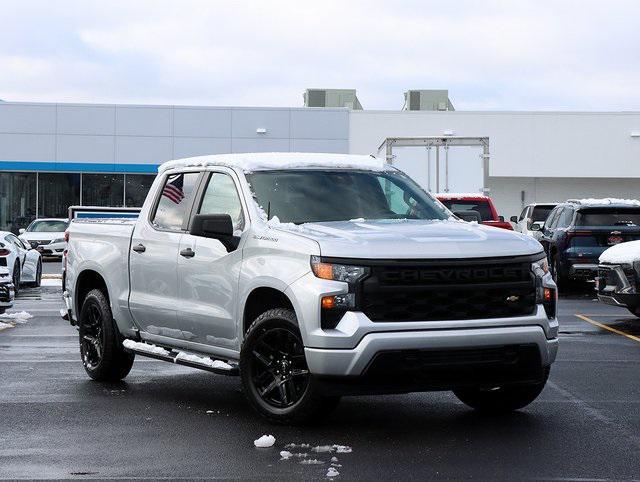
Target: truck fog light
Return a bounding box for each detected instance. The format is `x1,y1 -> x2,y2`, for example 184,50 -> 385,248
321,293 -> 355,310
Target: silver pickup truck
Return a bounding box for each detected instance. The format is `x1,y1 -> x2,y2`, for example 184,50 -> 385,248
64,153 -> 558,423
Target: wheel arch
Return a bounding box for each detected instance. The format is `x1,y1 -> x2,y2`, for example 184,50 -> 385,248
242,286 -> 295,335
74,269 -> 110,317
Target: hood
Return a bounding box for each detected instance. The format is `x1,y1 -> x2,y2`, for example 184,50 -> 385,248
19,231 -> 64,241
269,219 -> 543,259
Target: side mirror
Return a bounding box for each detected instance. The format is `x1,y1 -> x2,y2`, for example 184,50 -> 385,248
510,216 -> 518,223
190,214 -> 239,251
498,215 -> 505,222
454,210 -> 482,223
530,222 -> 542,232
18,228 -> 25,234
29,241 -> 38,249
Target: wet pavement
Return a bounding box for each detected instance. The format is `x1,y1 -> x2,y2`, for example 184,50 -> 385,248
1,280 -> 639,480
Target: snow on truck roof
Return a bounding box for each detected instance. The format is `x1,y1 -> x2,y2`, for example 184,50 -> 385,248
158,152 -> 388,174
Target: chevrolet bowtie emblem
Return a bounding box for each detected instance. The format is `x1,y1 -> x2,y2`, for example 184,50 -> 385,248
506,295 -> 520,302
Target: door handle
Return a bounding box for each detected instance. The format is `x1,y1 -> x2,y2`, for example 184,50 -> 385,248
132,243 -> 146,253
180,247 -> 195,258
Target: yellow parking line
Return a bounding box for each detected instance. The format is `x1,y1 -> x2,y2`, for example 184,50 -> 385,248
575,314 -> 640,344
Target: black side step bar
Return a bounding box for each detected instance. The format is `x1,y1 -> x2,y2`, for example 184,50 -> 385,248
122,340 -> 239,376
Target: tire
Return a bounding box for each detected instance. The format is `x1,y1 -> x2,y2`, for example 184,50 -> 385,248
627,307 -> 640,318
551,255 -> 567,290
79,288 -> 134,381
240,308 -> 340,424
453,368 -> 549,413
12,262 -> 20,296
27,260 -> 41,288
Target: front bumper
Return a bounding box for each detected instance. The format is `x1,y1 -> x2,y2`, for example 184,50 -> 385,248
305,323 -> 558,377
597,264 -> 639,310
34,241 -> 65,256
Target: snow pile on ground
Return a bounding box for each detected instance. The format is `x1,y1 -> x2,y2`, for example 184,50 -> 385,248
333,445 -> 352,454
571,198 -> 640,206
279,451 -> 293,460
0,321 -> 13,330
159,152 -> 387,174
254,435 -> 276,448
326,467 -> 340,477
0,311 -> 33,323
599,240 -> 640,264
174,352 -> 234,370
122,339 -> 171,356
299,459 -> 324,465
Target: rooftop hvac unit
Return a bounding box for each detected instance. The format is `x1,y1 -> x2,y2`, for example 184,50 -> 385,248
303,89 -> 363,109
404,90 -> 455,111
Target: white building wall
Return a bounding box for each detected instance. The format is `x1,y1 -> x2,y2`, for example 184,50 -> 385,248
349,110 -> 640,217
349,110 -> 640,178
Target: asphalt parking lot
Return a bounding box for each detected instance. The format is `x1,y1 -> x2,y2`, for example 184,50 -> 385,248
1,261 -> 639,480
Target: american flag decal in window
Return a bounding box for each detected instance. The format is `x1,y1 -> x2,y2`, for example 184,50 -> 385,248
162,175 -> 185,204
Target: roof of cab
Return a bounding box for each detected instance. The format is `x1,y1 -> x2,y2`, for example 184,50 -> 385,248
158,152 -> 389,174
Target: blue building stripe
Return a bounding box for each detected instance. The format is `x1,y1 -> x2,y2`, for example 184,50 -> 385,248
0,160 -> 159,174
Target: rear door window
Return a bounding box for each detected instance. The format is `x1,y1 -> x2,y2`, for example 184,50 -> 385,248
545,208 -> 561,230
556,208 -> 574,228
152,172 -> 200,231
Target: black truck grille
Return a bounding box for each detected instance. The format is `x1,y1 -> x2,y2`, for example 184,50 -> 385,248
358,256 -> 538,322
597,266 -> 636,292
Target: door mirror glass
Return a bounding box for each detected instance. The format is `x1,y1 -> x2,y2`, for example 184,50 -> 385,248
510,216 -> 518,223
530,222 -> 542,231
190,214 -> 238,251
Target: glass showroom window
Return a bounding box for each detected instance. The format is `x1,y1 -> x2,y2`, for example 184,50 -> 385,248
82,174 -> 124,207
125,174 -> 155,207
0,172 -> 37,233
38,173 -> 80,219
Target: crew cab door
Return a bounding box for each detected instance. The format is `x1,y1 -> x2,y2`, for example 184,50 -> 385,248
177,170 -> 246,349
129,171 -> 201,340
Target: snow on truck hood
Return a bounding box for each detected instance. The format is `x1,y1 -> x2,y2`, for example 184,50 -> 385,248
158,152 -> 389,174
267,218 -> 543,259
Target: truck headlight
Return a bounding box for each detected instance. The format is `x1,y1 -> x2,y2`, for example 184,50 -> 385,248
310,256 -> 369,283
531,258 -> 549,278
51,238 -> 64,244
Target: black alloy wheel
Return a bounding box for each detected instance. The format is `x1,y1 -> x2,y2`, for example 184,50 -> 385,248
80,302 -> 105,370
249,326 -> 310,408
12,262 -> 20,296
240,308 -> 341,424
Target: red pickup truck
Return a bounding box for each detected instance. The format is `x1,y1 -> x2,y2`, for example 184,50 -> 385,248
435,193 -> 513,230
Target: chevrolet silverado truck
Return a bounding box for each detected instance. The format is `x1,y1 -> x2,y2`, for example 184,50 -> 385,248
64,153 -> 558,423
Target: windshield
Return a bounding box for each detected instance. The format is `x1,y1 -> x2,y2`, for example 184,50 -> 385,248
531,206 -> 555,222
27,220 -> 69,232
246,169 -> 450,224
576,208 -> 640,227
438,199 -> 492,221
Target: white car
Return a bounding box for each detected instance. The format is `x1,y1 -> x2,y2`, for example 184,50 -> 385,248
0,231 -> 42,293
19,218 -> 69,258
0,267 -> 15,314
511,203 -> 557,239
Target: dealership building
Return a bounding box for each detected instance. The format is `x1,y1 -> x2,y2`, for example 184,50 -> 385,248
1,89 -> 639,232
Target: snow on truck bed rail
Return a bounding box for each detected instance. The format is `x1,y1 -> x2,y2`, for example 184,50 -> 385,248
158,152 -> 388,174
599,240 -> 640,265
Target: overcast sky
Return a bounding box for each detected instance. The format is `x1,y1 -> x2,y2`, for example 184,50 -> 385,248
2,0 -> 639,110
